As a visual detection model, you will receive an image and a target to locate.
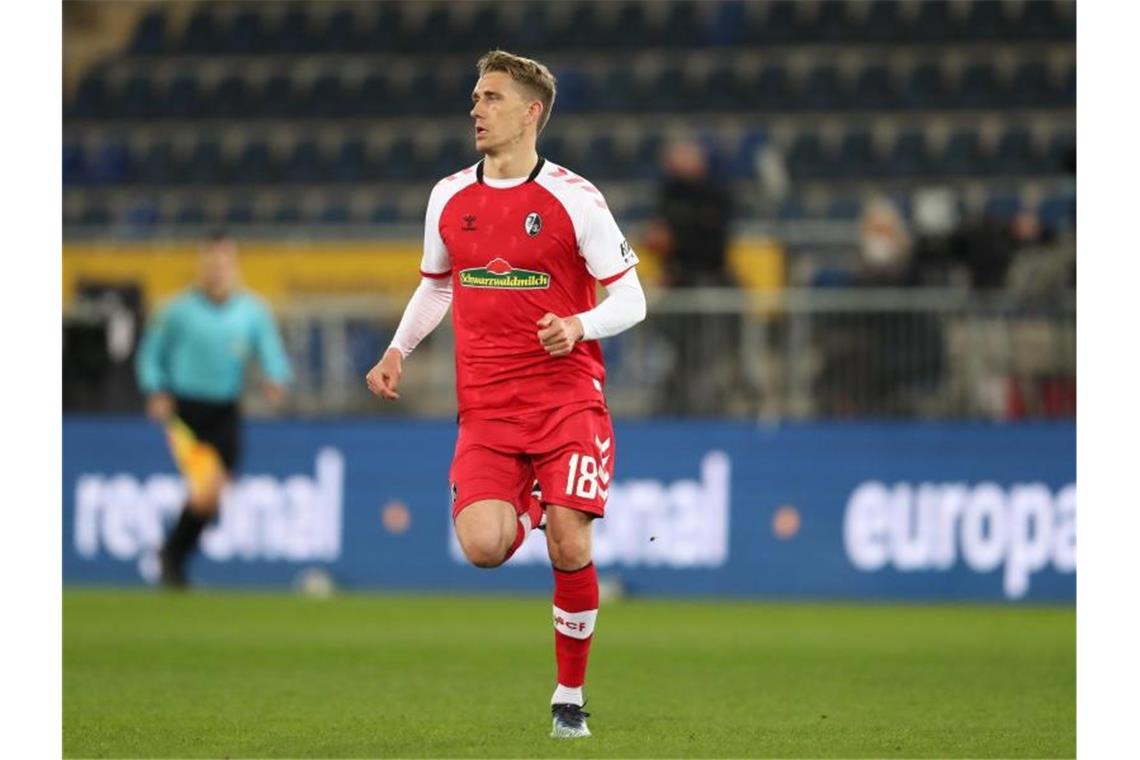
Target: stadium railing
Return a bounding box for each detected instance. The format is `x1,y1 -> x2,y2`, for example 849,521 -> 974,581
269,288 -> 1075,420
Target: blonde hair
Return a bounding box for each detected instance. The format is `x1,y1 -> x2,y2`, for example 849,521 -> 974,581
476,49 -> 557,134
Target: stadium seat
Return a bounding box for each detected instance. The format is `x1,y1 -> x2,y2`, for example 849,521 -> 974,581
179,10 -> 221,54
383,138 -> 420,181
161,74 -> 203,120
465,5 -> 503,52
800,65 -> 848,111
595,68 -> 637,112
658,1 -> 702,48
136,142 -> 177,185
225,201 -> 255,226
284,140 -> 326,184
632,133 -> 664,180
553,67 -> 589,114
707,0 -> 747,46
430,137 -> 475,178
754,66 -> 793,110
562,2 -> 601,51
827,196 -> 862,221
651,65 -> 687,111
705,65 -> 749,111
323,8 -> 361,53
331,139 -> 371,183
68,73 -> 108,120
356,74 -> 392,117
79,202 -> 111,227
128,10 -> 167,56
908,0 -> 954,42
728,129 -> 768,179
983,193 -> 1023,220
119,75 -> 156,120
580,134 -> 620,179
885,131 -> 930,178
224,10 -> 266,55
852,65 -> 898,110
777,196 -> 808,221
63,143 -> 87,186
1038,193 -> 1076,229
306,74 -> 350,119
232,142 -> 276,185
409,4 -> 452,55
937,129 -> 987,176
318,200 -> 350,225
813,0 -> 853,43
371,202 -> 400,224
1062,64 -> 1075,105
1020,0 -> 1065,40
834,130 -> 878,178
1009,62 -> 1058,108
962,0 -> 1014,41
184,140 -> 225,185
260,75 -> 300,119
993,128 -> 1042,176
900,63 -> 950,110
955,63 -> 1005,109
174,201 -> 205,226
275,6 -> 315,54
785,132 -> 831,179
91,139 -> 133,185
1047,130 -> 1076,174
214,76 -> 252,119
512,2 -> 553,52
859,1 -> 903,44
753,1 -> 797,44
273,200 -> 301,224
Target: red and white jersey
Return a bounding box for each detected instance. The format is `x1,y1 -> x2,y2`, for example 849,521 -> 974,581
420,158 -> 639,421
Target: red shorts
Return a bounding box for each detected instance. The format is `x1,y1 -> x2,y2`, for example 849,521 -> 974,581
449,404 -> 615,520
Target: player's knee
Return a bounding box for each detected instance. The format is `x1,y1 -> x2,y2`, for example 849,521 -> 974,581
548,533 -> 590,570
456,527 -> 509,569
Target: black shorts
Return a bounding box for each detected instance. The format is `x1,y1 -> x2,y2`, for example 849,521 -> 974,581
174,397 -> 241,473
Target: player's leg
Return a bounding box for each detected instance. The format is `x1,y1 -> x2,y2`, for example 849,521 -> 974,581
532,406 -> 613,738
450,421 -> 543,568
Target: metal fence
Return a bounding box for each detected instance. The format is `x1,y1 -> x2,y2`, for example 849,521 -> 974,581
272,288 -> 1075,420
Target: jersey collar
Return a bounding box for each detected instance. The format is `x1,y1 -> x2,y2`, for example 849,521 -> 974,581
476,157 -> 545,185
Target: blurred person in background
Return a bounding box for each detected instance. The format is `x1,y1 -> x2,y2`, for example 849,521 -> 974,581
135,231 -> 293,588
365,50 -> 645,739
816,199 -> 945,416
643,140 -> 737,414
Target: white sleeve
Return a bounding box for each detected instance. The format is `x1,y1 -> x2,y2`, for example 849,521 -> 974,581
420,183 -> 452,276
576,193 -> 640,284
574,268 -> 647,341
387,277 -> 453,358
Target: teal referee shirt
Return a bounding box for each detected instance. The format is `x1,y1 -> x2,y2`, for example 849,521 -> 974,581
135,288 -> 294,402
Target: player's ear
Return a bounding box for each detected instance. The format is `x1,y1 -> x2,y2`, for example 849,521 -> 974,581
528,100 -> 543,128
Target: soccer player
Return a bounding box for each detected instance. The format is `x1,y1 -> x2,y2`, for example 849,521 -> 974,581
135,231 -> 293,588
365,50 -> 646,739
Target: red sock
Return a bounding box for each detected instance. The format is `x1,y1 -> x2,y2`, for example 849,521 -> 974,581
552,563 -> 599,689
504,520 -> 527,561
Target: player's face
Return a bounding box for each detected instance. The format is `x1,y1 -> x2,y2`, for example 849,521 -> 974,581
200,241 -> 238,299
470,72 -> 536,154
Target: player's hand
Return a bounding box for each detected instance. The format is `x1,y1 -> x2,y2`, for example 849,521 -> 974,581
366,348 -> 403,400
537,313 -> 584,357
146,392 -> 174,424
263,383 -> 287,407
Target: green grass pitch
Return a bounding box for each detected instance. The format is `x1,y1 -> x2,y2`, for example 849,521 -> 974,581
63,590 -> 1074,758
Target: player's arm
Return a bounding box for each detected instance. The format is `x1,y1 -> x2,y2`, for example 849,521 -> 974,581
251,301 -> 294,406
366,183 -> 454,400
538,189 -> 647,357
135,300 -> 176,422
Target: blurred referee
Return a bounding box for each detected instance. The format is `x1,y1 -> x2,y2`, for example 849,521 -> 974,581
135,231 -> 293,588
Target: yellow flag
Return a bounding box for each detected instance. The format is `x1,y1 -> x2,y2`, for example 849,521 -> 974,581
165,416 -> 224,502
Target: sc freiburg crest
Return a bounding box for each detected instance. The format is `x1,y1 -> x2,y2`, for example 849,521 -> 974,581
524,212 -> 542,237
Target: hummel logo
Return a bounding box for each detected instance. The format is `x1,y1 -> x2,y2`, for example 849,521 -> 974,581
462,214 -> 477,231
594,436 -> 611,453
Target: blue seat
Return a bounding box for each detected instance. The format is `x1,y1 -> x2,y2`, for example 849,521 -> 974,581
284,140 -> 325,184
827,196 -> 862,221
332,139 -> 371,183
539,135 -> 569,166
466,5 -> 502,51
563,2 -> 602,50
184,140 -> 224,184
580,134 -> 620,179
409,4 -> 451,54
323,8 -> 360,53
512,2 -> 553,51
754,66 -> 792,110
371,202 -> 400,224
161,74 -> 202,120
137,142 -> 176,184
785,133 -> 831,179
128,10 -> 167,56
174,202 -> 205,226
962,0 -> 1013,41
119,75 -> 155,119
553,67 -> 588,114
729,130 -> 767,179
752,1 -> 796,44
306,74 -> 348,118
275,7 -> 314,54
233,142 -> 275,184
214,76 -> 251,118
908,0 -> 953,42
1038,193 -> 1076,229
91,140 -> 133,185
225,202 -> 254,226
260,75 -> 299,118
955,63 -> 1004,109
853,65 -> 897,110
124,198 -> 159,233
1009,62 -> 1057,108
937,130 -> 986,176
1047,130 -> 1075,174
651,65 -> 686,111
318,200 -> 350,225
707,0 -> 747,46
595,68 -> 636,111
273,200 -> 301,224
993,128 -> 1041,176
1021,0 -> 1065,40
885,131 -> 930,178
79,202 -> 111,227
860,1 -> 903,43
357,74 -> 392,117
813,0 -> 853,42
1062,64 -> 1075,105
900,63 -> 949,109
69,73 -> 108,119
705,65 -> 748,111
984,193 -> 1023,221
800,65 -> 848,110
384,138 -> 419,181
777,196 -> 808,221
431,137 -> 473,178
659,1 -> 701,47
63,144 -> 87,186
834,130 -> 877,178
180,10 -> 220,54
225,10 -> 265,54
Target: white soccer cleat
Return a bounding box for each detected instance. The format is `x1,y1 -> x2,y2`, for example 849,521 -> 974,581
550,703 -> 591,738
